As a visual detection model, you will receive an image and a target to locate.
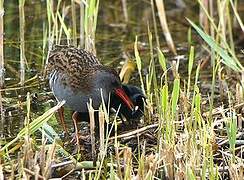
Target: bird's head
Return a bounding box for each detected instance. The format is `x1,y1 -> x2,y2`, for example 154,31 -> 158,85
111,84 -> 145,121
94,66 -> 136,112
94,66 -> 145,121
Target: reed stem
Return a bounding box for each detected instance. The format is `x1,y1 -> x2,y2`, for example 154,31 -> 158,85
199,0 -> 209,33
121,0 -> 128,23
0,0 -> 4,88
155,0 -> 176,55
84,0 -> 99,54
71,0 -> 77,46
0,91 -> 4,138
151,0 -> 160,48
80,1 -> 85,47
19,0 -> 26,86
88,100 -> 96,163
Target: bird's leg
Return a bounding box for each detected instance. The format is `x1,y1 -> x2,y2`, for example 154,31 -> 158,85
72,111 -> 80,146
57,106 -> 68,135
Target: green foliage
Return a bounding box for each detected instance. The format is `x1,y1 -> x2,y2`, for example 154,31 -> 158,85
226,113 -> 237,160
188,19 -> 243,72
0,101 -> 64,154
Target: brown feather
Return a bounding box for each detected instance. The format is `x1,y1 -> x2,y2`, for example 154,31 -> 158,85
46,45 -> 107,93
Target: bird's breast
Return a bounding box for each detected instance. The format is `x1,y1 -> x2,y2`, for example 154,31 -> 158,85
49,71 -> 109,112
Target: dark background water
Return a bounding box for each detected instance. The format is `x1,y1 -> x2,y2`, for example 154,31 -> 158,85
1,0 -> 244,137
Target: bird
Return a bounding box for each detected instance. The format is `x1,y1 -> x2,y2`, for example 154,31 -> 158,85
74,84 -> 145,125
111,84 -> 145,122
45,45 -> 144,141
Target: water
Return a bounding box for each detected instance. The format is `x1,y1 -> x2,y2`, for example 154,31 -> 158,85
1,1 -> 244,179
1,0 -> 244,138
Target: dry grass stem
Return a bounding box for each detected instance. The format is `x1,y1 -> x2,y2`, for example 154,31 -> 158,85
124,147 -> 132,178
80,1 -> 85,47
71,0 -> 77,46
88,100 -> 96,163
2,1 -> 244,179
199,0 -> 209,33
155,0 -> 176,55
99,111 -> 105,158
121,0 -> 128,23
0,164 -> 3,180
110,123 -> 158,140
151,0 -> 160,48
0,90 -> 4,137
0,0 -> 4,88
19,0 -> 26,86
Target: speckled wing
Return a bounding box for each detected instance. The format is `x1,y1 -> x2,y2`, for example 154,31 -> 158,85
46,45 -> 101,92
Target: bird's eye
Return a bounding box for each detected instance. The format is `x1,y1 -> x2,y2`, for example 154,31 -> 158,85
134,106 -> 139,111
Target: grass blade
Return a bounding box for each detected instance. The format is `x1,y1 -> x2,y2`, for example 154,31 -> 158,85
188,19 -> 243,72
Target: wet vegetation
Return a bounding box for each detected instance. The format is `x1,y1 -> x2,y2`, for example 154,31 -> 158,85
1,0 -> 244,179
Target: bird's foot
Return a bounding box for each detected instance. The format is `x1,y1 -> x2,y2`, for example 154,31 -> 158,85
69,132 -> 89,145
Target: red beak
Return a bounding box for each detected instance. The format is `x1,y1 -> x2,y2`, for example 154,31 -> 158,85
114,87 -> 135,111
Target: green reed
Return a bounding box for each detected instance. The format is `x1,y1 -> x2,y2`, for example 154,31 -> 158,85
197,0 -> 244,123
133,27 -> 226,177
1,1 -> 244,179
134,36 -> 145,95
187,46 -> 194,99
226,112 -> 237,162
84,0 -> 99,53
0,100 -> 65,154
